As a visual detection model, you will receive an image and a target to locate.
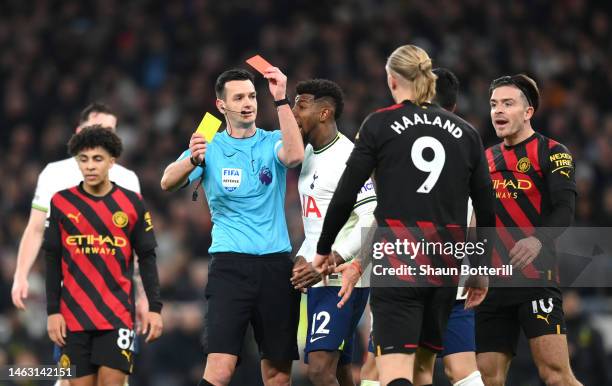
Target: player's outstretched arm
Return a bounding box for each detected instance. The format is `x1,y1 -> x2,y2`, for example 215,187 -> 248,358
12,208 -> 47,309
264,67 -> 304,168
160,133 -> 207,191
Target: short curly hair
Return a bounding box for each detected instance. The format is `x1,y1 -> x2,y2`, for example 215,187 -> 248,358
295,79 -> 344,120
68,125 -> 123,158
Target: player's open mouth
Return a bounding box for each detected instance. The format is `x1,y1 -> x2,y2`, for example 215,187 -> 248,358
495,118 -> 509,126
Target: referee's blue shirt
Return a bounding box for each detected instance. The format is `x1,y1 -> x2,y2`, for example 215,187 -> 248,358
178,128 -> 291,255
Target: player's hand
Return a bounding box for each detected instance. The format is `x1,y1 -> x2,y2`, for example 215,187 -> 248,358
312,253 -> 336,286
142,312 -> 163,343
263,67 -> 288,101
331,251 -> 346,266
135,295 -> 149,335
335,260 -> 363,308
509,236 -> 542,270
11,276 -> 29,310
47,314 -> 67,347
291,256 -> 322,292
313,253 -> 338,285
463,275 -> 489,309
189,133 -> 207,164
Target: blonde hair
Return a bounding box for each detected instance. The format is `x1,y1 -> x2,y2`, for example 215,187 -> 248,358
386,45 -> 437,105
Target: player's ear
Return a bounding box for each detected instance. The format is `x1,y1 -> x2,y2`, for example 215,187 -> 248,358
215,98 -> 225,115
524,106 -> 534,120
109,157 -> 116,168
320,107 -> 331,122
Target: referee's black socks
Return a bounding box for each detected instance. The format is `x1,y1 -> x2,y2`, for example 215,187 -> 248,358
388,379 -> 413,386
198,379 -> 215,386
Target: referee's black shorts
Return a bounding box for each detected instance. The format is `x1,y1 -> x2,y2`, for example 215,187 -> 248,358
370,286 -> 456,355
202,252 -> 300,361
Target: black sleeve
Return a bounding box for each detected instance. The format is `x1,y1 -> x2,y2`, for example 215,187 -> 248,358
132,199 -> 158,256
316,114 -> 378,255
536,189 -> 576,243
42,199 -> 62,253
137,249 -> 162,313
469,137 -> 495,267
44,201 -> 63,315
545,143 -> 577,194
469,135 -> 495,228
535,142 -> 577,243
45,250 -> 62,315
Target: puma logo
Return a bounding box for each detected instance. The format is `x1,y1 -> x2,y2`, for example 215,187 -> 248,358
560,170 -> 570,179
121,350 -> 132,362
67,213 -> 81,223
310,173 -> 319,189
536,314 -> 551,325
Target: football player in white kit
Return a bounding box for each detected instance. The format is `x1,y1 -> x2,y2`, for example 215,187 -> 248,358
290,79 -> 376,386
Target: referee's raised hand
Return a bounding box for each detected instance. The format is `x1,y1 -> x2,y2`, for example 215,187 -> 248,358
263,67 -> 287,101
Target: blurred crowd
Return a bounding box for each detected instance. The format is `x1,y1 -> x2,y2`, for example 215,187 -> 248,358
0,0 -> 611,385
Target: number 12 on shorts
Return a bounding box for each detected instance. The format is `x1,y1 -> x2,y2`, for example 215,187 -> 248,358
117,328 -> 135,351
311,311 -> 331,336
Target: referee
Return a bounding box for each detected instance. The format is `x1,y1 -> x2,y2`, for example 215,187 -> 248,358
313,45 -> 495,386
161,67 -> 304,386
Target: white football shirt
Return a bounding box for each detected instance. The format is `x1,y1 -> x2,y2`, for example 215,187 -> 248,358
297,133 -> 376,287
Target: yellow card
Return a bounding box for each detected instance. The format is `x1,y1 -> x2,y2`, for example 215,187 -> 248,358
195,112 -> 222,142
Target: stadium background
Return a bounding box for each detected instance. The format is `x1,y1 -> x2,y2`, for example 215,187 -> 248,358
0,0 -> 610,385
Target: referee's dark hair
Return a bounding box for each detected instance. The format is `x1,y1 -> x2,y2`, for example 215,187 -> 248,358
215,68 -> 255,99
68,125 -> 123,158
296,79 -> 344,120
432,68 -> 459,111
79,102 -> 114,125
489,74 -> 540,112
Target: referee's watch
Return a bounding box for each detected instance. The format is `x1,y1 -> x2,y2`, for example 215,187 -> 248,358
274,97 -> 290,107
190,156 -> 204,167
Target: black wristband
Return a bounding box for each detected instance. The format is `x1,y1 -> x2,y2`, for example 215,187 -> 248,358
190,156 -> 204,167
274,97 -> 290,107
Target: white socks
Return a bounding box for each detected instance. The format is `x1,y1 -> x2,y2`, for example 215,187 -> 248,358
454,371 -> 485,386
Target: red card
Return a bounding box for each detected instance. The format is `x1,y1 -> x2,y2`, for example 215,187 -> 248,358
246,55 -> 273,75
